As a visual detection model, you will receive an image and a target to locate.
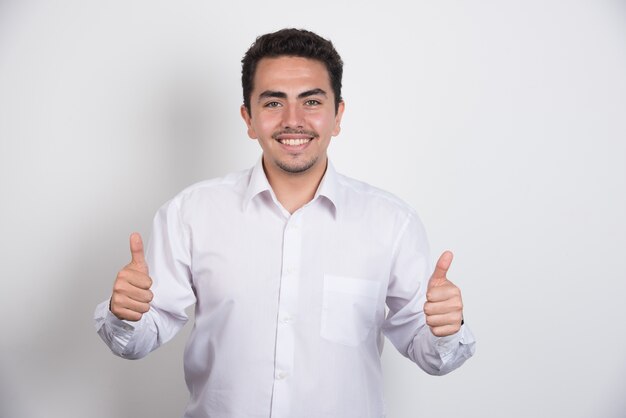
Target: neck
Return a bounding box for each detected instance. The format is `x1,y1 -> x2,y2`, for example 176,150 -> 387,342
263,156 -> 327,214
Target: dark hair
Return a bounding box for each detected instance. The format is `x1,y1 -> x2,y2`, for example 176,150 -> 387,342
241,28 -> 343,114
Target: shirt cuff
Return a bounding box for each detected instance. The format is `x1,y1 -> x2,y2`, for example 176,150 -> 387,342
430,323 -> 475,359
94,300 -> 143,355
93,300 -> 136,329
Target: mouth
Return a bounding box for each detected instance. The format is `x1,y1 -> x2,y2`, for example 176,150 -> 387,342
273,131 -> 317,149
277,137 -> 313,146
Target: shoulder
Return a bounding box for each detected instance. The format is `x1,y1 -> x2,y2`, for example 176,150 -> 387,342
165,167 -> 252,212
332,169 -> 428,252
335,171 -> 419,220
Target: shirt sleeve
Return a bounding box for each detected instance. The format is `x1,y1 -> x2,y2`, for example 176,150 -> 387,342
382,212 -> 476,375
94,197 -> 196,359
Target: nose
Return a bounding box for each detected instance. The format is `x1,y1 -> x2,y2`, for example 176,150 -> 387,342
282,103 -> 304,129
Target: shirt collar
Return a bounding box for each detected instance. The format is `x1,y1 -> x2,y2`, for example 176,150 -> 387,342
314,159 -> 340,218
242,157 -> 272,211
242,157 -> 341,219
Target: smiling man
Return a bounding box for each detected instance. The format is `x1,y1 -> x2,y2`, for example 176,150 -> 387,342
95,28 -> 476,418
240,55 -> 344,213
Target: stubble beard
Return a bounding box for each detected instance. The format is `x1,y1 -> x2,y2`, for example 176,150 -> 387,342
271,128 -> 320,174
276,155 -> 318,174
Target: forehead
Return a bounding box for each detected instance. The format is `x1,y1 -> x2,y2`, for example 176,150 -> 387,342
252,56 -> 332,93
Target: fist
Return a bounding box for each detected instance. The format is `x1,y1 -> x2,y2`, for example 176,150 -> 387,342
109,232 -> 153,321
423,251 -> 464,337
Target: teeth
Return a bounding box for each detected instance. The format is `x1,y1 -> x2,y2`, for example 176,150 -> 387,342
280,138 -> 311,146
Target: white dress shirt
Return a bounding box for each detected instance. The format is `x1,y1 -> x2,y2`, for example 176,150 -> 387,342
94,158 -> 476,418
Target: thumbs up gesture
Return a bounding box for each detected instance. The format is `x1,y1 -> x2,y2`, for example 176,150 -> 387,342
109,233 -> 154,321
423,251 -> 464,337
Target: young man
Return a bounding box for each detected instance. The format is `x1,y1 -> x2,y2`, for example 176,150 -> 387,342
95,28 -> 476,418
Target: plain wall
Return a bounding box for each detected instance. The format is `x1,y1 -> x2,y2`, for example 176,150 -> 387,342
1,1 -> 625,417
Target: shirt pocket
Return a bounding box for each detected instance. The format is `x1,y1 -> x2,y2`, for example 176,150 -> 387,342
320,274 -> 381,346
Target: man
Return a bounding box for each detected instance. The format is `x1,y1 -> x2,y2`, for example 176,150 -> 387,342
95,28 -> 476,417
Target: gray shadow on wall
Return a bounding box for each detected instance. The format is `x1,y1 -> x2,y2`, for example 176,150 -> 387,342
28,73 -> 225,417
0,362 -> 19,418
86,73 -> 225,416
156,75 -> 219,187
148,64 -> 247,194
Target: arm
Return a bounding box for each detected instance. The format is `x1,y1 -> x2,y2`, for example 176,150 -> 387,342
382,212 -> 476,375
94,198 -> 196,359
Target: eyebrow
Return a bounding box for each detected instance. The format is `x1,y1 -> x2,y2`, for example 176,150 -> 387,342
297,88 -> 327,99
257,88 -> 328,102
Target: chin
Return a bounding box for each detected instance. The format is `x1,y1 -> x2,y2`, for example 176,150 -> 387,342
277,157 -> 318,174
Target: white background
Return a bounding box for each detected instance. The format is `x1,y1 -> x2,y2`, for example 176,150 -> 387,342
1,1 -> 625,417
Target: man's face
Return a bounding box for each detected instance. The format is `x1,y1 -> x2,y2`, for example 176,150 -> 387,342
241,56 -> 344,177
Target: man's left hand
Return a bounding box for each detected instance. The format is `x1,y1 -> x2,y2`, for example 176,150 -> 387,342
423,251 -> 464,337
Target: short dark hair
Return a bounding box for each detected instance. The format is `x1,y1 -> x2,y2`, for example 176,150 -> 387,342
241,28 -> 343,114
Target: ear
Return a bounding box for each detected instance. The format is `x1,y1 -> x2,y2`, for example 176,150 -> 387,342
240,104 -> 257,139
332,100 -> 345,137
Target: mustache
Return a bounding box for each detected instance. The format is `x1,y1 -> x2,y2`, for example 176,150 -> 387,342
271,129 -> 319,139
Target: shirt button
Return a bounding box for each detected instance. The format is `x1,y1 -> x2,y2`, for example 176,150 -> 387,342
276,371 -> 288,380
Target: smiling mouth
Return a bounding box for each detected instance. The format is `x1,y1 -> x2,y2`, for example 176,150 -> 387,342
277,138 -> 313,146
272,130 -> 318,147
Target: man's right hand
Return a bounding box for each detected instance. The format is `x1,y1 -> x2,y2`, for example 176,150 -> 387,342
109,232 -> 153,321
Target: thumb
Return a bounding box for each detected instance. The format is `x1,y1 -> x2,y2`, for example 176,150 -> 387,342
129,232 -> 148,273
429,250 -> 453,286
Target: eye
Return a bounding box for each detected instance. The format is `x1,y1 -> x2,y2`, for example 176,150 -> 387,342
264,101 -> 281,108
305,99 -> 321,106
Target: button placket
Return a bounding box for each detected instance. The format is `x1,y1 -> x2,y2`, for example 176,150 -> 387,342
270,216 -> 303,417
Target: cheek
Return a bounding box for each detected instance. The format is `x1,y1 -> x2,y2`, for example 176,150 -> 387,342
254,113 -> 282,136
308,113 -> 336,134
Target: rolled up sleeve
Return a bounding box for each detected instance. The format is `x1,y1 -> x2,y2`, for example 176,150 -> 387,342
382,212 -> 476,375
94,196 -> 196,359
